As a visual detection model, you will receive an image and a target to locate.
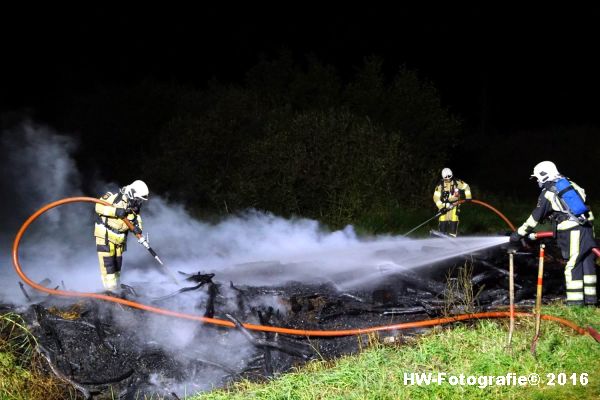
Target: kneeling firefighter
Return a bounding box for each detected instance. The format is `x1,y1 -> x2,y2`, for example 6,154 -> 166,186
433,168 -> 472,237
94,180 -> 148,292
510,161 -> 597,306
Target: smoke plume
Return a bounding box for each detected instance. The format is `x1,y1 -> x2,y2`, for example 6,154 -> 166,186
0,121 -> 508,395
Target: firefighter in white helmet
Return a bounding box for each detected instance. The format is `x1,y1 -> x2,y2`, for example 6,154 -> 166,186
94,180 -> 148,292
510,161 -> 597,306
433,168 -> 472,237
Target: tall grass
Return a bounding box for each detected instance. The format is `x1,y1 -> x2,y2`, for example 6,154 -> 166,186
0,312 -> 75,400
443,261 -> 480,316
194,304 -> 600,400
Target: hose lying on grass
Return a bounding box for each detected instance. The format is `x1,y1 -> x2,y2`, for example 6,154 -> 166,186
10,197 -> 600,342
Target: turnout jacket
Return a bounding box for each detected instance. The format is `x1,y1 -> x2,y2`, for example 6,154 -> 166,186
517,178 -> 594,236
94,191 -> 143,245
433,179 -> 472,210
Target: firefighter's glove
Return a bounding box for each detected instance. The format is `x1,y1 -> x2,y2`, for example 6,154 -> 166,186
132,225 -> 142,235
115,208 -> 128,218
509,231 -> 523,244
441,202 -> 453,213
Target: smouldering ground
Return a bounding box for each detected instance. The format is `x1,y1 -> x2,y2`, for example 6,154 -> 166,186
195,303 -> 600,400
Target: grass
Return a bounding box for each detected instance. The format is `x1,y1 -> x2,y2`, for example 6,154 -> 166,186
353,197 -> 534,237
4,198 -> 599,399
194,303 -> 600,400
4,304 -> 597,400
354,197 -> 600,238
0,312 -> 75,400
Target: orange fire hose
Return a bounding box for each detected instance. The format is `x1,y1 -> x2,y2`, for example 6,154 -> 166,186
10,197 -> 594,338
456,199 -> 516,231
530,231 -> 600,258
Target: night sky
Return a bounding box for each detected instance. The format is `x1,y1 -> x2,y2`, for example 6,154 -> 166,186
2,5 -> 599,132
2,9 -> 598,199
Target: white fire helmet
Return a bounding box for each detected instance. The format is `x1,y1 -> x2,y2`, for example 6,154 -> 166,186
124,180 -> 149,201
530,161 -> 560,185
441,168 -> 453,180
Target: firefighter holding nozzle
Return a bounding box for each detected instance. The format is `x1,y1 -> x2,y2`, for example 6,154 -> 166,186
510,161 -> 597,306
94,180 -> 149,292
433,168 -> 472,237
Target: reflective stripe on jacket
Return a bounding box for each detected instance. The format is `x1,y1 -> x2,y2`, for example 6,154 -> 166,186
517,179 -> 594,236
94,191 -> 143,245
433,179 -> 472,210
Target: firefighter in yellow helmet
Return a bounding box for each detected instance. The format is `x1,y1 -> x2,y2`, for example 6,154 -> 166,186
432,168 -> 472,237
94,180 -> 148,292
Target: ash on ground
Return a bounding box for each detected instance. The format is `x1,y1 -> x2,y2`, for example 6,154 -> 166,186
5,240 -> 571,399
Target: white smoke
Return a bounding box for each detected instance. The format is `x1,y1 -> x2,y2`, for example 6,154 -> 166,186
0,122 -> 93,299
126,199 -> 508,291
0,121 -> 509,301
2,121 -> 82,213
0,121 -> 509,395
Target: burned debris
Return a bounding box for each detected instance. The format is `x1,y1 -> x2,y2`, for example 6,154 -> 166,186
7,242 -> 570,398
150,272 -> 215,303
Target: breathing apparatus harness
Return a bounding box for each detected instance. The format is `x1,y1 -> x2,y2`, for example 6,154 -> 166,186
439,178 -> 458,202
547,177 -> 591,226
439,178 -> 465,214
96,190 -> 142,237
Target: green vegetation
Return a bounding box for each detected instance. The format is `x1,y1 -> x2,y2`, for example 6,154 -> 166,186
195,303 -> 600,400
3,304 -> 598,400
5,43 -> 598,400
0,313 -> 73,400
354,197 -> 600,238
61,51 -> 600,232
66,54 -> 461,228
353,195 -> 533,237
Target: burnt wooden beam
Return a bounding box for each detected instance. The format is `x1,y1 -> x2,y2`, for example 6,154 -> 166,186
150,283 -> 207,303
18,281 -> 31,302
36,343 -> 91,399
224,314 -> 310,360
204,283 -> 217,318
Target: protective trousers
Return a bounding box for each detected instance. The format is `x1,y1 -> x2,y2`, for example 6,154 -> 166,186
557,225 -> 597,306
438,207 -> 459,237
96,237 -> 124,291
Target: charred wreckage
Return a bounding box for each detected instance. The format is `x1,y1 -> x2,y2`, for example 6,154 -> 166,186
7,240 -> 573,399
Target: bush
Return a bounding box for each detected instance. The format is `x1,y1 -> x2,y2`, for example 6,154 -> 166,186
67,53 -> 462,224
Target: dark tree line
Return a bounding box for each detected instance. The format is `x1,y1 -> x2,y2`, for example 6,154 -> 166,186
62,53 -> 461,226
8,50 -> 599,228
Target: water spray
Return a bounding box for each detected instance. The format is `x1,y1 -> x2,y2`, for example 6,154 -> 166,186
9,197 -> 599,342
402,199 -> 516,237
402,211 -> 444,236
120,217 -> 179,286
